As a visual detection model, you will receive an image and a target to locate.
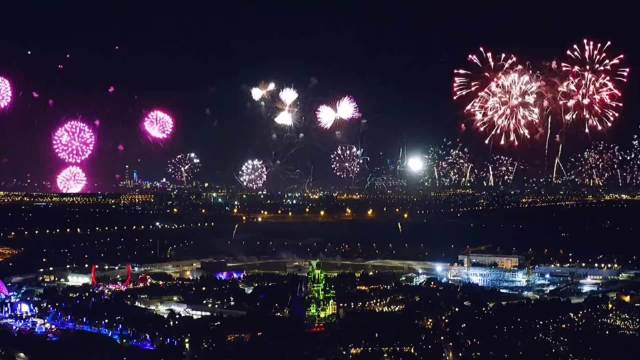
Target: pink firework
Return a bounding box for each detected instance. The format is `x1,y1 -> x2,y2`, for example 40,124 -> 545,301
453,48 -> 517,101
52,120 -> 96,163
143,110 -> 174,139
57,166 -> 87,193
558,39 -> 629,132
316,96 -> 360,129
467,69 -> 540,145
0,76 -> 12,109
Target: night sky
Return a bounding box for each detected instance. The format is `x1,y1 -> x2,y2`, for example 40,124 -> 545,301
0,3 -> 638,189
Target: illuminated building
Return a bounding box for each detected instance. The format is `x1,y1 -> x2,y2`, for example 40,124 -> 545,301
448,266 -> 533,288
305,260 -> 337,324
0,246 -> 18,262
458,253 -> 524,269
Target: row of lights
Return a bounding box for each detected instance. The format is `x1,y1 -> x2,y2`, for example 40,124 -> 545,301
234,207 -> 414,218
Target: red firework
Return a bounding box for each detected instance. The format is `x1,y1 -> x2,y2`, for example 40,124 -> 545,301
466,69 -> 541,145
558,39 -> 629,132
453,47 -> 517,101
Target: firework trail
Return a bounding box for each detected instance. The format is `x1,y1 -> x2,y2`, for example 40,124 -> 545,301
57,166 -> 87,193
621,135 -> 640,186
558,39 -> 629,133
482,155 -> 519,186
331,145 -> 363,179
144,110 -> 174,140
533,61 -> 565,167
232,224 -> 239,240
0,76 -> 12,109
453,47 -> 517,101
467,69 -> 541,145
239,159 -> 267,189
552,143 -> 568,183
167,153 -> 201,185
52,120 -> 96,163
316,96 -> 360,129
569,141 -> 621,186
426,140 -> 474,187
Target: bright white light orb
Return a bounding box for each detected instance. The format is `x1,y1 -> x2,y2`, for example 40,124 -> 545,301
407,156 -> 425,173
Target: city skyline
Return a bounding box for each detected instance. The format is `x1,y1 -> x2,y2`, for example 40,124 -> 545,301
2,5 -> 640,359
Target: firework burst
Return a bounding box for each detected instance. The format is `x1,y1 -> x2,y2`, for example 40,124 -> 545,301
57,166 -> 87,193
426,140 -> 474,187
167,153 -> 201,185
569,141 -> 622,186
316,96 -> 360,129
467,69 -> 540,145
0,76 -> 12,109
453,47 -> 517,101
274,110 -> 294,126
52,120 -> 96,163
621,136 -> 640,186
279,87 -> 298,107
482,155 -> 519,186
558,39 -> 629,133
239,159 -> 267,189
251,82 -> 276,101
331,145 -> 363,179
143,110 -> 174,140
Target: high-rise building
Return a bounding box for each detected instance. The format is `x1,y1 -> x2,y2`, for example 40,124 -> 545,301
305,260 -> 336,324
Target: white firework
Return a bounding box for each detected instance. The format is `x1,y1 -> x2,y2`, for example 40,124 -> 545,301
274,110 -> 294,126
251,87 -> 264,101
239,159 -> 267,189
250,82 -> 277,101
331,145 -> 363,178
336,96 -> 360,120
168,153 -> 201,185
279,87 -> 298,106
316,96 -> 360,129
316,105 -> 337,129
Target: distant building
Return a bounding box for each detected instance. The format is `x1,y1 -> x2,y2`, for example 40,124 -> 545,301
458,253 -> 524,269
448,266 -> 533,288
65,273 -> 92,286
534,266 -> 619,280
0,246 -> 18,262
305,261 -> 336,324
124,165 -> 130,184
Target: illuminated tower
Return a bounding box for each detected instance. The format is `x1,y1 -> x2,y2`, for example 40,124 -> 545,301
124,164 -> 131,187
305,260 -> 336,324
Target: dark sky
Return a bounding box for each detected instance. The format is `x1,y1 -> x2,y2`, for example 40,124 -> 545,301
0,2 -> 638,189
